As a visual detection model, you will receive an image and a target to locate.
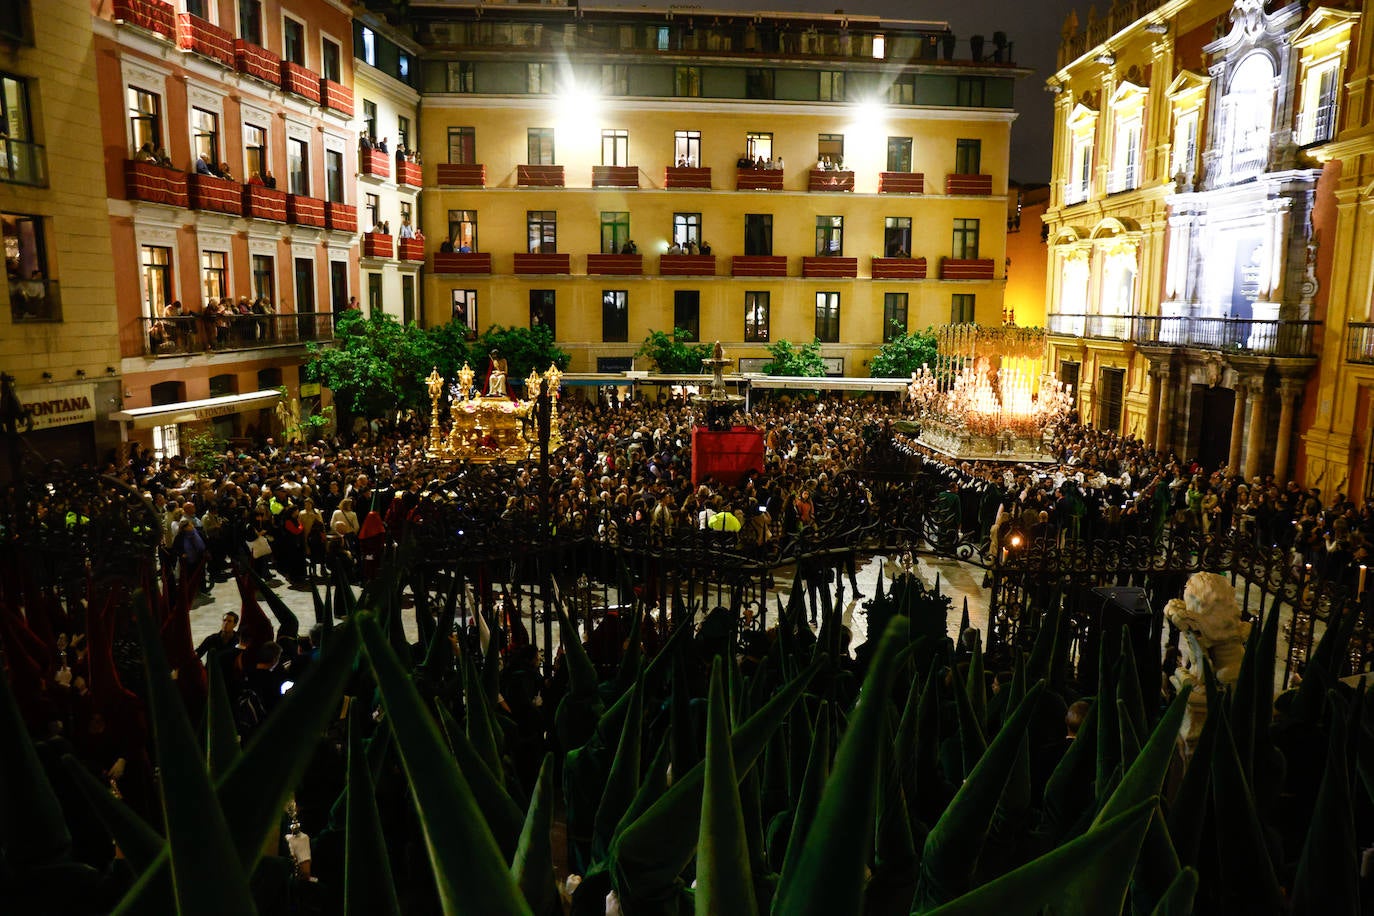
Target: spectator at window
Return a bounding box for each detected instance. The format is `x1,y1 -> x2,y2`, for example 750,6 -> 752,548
249,172 -> 264,186
217,162 -> 234,181
135,143 -> 158,164
439,238 -> 454,253
359,135 -> 373,151
262,171 -> 277,189
154,146 -> 173,168
398,218 -> 416,240
376,136 -> 389,154
195,154 -> 214,176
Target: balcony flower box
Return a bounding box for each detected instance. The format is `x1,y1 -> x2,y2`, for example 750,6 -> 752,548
808,170 -> 854,192
242,185 -> 288,222
731,255 -> 787,277
397,160 -> 422,188
879,172 -> 925,194
361,149 -> 390,180
802,256 -> 857,278
659,254 -> 716,277
939,257 -> 995,280
363,233 -> 394,259
437,163 -> 486,187
176,13 -> 234,67
592,165 -> 639,189
736,169 -> 784,191
234,40 -> 281,86
125,160 -> 188,207
517,165 -> 564,187
320,79 -> 353,117
325,202 -> 357,233
945,173 -> 993,195
587,254 -> 644,276
871,257 -> 928,279
280,61 -> 321,103
188,173 -> 243,215
433,252 -> 492,274
287,194 -> 326,228
398,237 -> 425,262
665,167 -> 711,189
513,253 -> 570,275
114,0 -> 176,39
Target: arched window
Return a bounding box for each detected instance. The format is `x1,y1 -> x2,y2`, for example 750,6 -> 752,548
1222,54 -> 1274,182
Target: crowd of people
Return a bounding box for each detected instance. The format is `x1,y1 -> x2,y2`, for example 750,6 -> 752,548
5,387 -> 1370,904
149,295 -> 286,353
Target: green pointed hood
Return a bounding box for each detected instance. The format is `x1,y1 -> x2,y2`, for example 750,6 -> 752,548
696,658 -> 758,916
345,704 -> 402,916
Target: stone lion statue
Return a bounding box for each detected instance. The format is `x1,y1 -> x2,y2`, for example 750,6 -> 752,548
1164,571 -> 1251,747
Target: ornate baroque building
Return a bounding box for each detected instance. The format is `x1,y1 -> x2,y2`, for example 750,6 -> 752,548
1044,0 -> 1344,484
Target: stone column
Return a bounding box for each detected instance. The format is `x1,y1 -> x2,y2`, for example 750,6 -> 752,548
1228,382 -> 1247,475
1243,378 -> 1267,482
1154,366 -> 1173,454
1144,367 -> 1162,447
1273,378 -> 1304,484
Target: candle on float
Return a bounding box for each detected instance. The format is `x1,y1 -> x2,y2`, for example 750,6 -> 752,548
1361,564 -> 1368,596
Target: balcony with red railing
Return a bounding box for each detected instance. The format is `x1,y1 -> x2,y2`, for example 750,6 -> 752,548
587,254 -> 644,276
437,163 -> 486,187
320,79 -> 353,117
280,61 -> 321,104
361,149 -> 390,181
737,169 -> 784,191
398,237 -> 425,262
125,160 -> 188,207
945,173 -> 994,195
325,202 -> 357,233
808,170 -> 854,192
514,252 -> 570,274
188,173 -> 243,215
176,13 -> 234,67
433,252 -> 493,274
518,165 -> 565,187
243,185 -> 288,222
802,256 -> 857,278
113,0 -> 176,39
235,40 -> 281,87
879,172 -> 925,194
659,255 -> 716,276
665,167 -> 711,189
871,257 -> 928,279
397,160 -> 422,188
592,166 -> 639,189
939,257 -> 995,279
287,195 -> 326,228
731,255 -> 787,277
363,232 -> 394,259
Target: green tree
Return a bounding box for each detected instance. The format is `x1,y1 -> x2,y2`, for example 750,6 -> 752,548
868,328 -> 940,378
636,328 -> 713,374
471,324 -> 570,391
305,311 -> 444,417
763,339 -> 827,377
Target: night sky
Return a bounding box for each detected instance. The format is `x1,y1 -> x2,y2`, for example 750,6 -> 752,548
596,0 -> 1085,183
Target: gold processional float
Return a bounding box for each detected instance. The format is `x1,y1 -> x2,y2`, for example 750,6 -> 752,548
905,324 -> 1074,463
424,361 -> 563,462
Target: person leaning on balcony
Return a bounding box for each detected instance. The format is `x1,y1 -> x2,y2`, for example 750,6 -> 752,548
195,154 -> 214,175
262,170 -> 277,189
376,137 -> 389,154
398,218 -> 415,240
217,162 -> 234,182
439,238 -> 454,253
135,142 -> 158,164
252,297 -> 275,341
154,146 -> 173,168
248,171 -> 264,186
358,134 -> 373,151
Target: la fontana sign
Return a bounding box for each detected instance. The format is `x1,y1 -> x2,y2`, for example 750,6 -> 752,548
21,383 -> 97,431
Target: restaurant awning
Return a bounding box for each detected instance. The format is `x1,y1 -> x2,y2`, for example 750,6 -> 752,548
742,374 -> 911,392
110,389 -> 283,430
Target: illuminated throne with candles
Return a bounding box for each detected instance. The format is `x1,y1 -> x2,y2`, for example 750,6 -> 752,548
907,324 -> 1073,463
424,363 -> 563,462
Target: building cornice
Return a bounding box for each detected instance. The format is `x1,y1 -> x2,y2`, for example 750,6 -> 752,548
419,94 -> 1019,122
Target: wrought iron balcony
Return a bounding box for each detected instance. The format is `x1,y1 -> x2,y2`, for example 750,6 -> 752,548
1347,322 -> 1374,364
1049,313 -> 1318,356
140,312 -> 334,357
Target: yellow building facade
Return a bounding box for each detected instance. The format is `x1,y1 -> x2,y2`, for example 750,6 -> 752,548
411,7 -> 1027,375
1304,5 -> 1374,500
1045,0 -> 1341,483
0,0 -> 122,470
